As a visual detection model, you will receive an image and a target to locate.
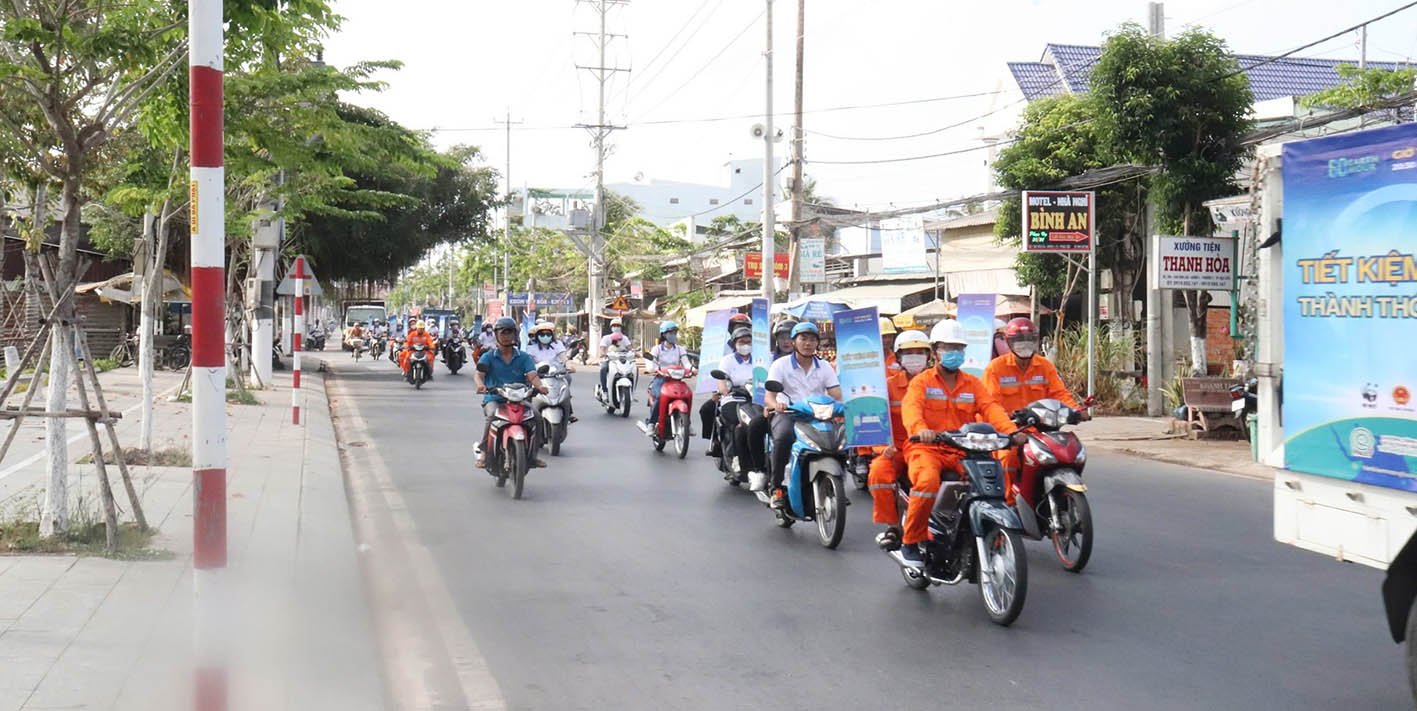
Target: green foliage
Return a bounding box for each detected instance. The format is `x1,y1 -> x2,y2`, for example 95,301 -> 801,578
1051,324 -> 1144,414
1301,64 -> 1417,122
92,358 -> 121,373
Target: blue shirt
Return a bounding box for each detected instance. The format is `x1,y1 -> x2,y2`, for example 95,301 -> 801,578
478,348 -> 538,403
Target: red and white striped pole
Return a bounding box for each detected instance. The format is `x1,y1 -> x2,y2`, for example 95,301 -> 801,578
189,0 -> 227,709
292,256 -> 305,425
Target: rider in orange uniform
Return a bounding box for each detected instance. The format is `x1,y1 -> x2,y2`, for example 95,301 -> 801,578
399,320 -> 437,377
868,330 -> 933,544
982,317 -> 1087,505
893,320 -> 1017,566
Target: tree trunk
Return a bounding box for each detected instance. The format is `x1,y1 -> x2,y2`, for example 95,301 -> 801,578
139,211 -> 156,452
41,174 -> 83,537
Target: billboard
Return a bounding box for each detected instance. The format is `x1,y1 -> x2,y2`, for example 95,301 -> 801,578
955,293 -> 996,376
880,215 -> 930,273
1281,123 -> 1417,492
799,237 -> 826,283
832,307 -> 891,447
1021,190 -> 1094,252
744,252 -> 790,279
1154,235 -> 1237,290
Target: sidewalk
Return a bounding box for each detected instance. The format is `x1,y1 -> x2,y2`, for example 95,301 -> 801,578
1077,415 -> 1276,480
0,365 -> 385,710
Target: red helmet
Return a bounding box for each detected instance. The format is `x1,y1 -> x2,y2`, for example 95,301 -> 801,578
729,313 -> 752,327
1004,317 -> 1037,339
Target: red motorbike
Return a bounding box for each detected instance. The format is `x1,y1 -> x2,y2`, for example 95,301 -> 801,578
1009,397 -> 1095,573
479,381 -> 537,500
648,365 -> 696,459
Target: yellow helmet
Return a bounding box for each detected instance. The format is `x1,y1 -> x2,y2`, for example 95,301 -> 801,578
878,316 -> 897,335
610,317 -> 624,327
414,320 -> 426,330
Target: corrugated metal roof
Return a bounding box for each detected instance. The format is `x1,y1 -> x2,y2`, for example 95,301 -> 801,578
1012,43 -> 1413,102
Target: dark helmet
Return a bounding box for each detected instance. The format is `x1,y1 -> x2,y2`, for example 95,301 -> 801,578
493,317 -> 518,333
773,319 -> 798,338
728,327 -> 753,344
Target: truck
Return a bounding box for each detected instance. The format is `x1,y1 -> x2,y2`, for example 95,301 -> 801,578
341,300 -> 387,350
1250,124 -> 1417,700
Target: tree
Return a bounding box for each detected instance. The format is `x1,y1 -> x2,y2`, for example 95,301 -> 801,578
1091,24 -> 1254,374
1301,64 -> 1417,124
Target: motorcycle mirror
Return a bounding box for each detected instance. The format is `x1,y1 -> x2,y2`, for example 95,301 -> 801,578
764,380 -> 784,393
710,369 -> 728,380
537,363 -> 551,376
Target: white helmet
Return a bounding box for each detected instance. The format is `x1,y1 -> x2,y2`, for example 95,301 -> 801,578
894,329 -> 931,353
929,319 -> 968,347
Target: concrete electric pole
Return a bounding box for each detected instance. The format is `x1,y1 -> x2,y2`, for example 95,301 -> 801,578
761,0 -> 776,306
576,0 -> 628,359
787,0 -> 805,296
495,109 -> 522,299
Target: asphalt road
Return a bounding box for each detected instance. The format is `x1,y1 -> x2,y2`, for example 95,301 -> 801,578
326,353 -> 1410,711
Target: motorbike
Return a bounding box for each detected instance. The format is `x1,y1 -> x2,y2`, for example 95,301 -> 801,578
443,336 -> 468,375
707,369 -> 763,486
1230,376 -> 1258,431
848,448 -> 874,491
478,379 -> 536,500
594,346 -> 638,417
533,360 -> 573,456
565,337 -> 588,365
756,380 -> 848,549
405,343 -> 432,388
883,424 -> 1029,626
307,330 -> 327,351
350,335 -> 369,362
388,338 -> 401,364
1009,398 -> 1094,572
646,365 -> 695,459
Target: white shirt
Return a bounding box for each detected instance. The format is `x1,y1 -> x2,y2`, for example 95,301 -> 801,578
767,353 -> 840,404
526,340 -> 566,366
716,352 -> 756,388
649,342 -> 688,369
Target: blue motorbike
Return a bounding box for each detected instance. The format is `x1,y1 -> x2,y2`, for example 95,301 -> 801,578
758,381 -> 849,549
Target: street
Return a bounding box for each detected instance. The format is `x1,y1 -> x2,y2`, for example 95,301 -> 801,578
326,354 -> 1410,711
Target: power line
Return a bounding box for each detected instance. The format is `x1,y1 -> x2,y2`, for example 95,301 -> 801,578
805,97 -> 1026,142
629,7 -> 765,123
613,0 -> 724,104
1224,0 -> 1417,78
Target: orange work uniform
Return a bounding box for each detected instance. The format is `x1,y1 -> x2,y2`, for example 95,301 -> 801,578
982,353 -> 1079,505
399,329 -> 437,374
899,367 -> 1014,545
868,366 -> 913,525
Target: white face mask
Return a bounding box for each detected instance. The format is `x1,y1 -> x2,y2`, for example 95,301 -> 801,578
899,353 -> 929,375
1012,340 -> 1038,358
611,326 -> 622,334
736,343 -> 752,356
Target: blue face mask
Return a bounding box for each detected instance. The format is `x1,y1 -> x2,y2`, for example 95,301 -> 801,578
664,333 -> 678,344
537,334 -> 553,344
938,350 -> 966,371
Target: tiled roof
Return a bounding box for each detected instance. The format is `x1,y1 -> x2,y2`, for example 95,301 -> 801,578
1012,43 -> 1413,102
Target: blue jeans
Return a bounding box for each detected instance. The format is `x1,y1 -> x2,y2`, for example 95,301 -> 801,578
647,376 -> 665,424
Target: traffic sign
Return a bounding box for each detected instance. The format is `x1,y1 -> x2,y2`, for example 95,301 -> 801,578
276,255 -> 323,295
610,295 -> 629,311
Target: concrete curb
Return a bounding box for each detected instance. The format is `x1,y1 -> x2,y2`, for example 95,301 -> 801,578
1089,442 -> 1278,482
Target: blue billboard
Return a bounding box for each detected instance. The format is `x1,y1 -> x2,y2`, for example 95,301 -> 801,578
832,307 -> 892,447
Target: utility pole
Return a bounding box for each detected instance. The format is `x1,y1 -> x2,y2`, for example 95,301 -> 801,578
761,0 -> 776,306
1145,5 -> 1166,416
787,0 -> 805,296
576,0 -> 628,359
495,109 -> 522,299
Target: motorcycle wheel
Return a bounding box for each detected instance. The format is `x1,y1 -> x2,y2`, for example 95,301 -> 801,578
165,346 -> 190,371
978,528 -> 1029,627
550,422 -> 564,457
814,475 -> 847,549
672,412 -> 689,459
494,446 -> 508,488
1050,489 -> 1093,573
509,439 -> 528,500
414,367 -> 424,389
618,386 -> 631,418
653,428 -> 667,452
450,363 -> 461,375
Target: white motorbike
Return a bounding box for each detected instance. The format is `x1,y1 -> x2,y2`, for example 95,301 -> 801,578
594,346 -> 639,418
534,359 -> 573,456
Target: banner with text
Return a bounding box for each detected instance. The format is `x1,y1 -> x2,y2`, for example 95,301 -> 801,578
881,215 -> 930,274
751,298 -> 771,405
745,252 -> 790,280
799,237 -> 827,283
697,309 -> 735,394
1281,122 -> 1417,491
1022,190 -> 1094,253
955,293 -> 997,376
832,307 -> 892,447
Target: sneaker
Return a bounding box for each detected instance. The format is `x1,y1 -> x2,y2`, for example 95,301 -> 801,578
899,543 -> 924,568
747,470 -> 768,492
636,420 -> 652,435
770,488 -> 787,510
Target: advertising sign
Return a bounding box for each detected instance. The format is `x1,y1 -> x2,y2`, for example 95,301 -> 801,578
799,237 -> 826,283
1021,190 -> 1094,253
832,307 -> 892,447
507,292 -> 574,310
880,215 -> 930,274
697,309 -> 734,394
487,300 -> 503,321
751,298 -> 771,405
955,293 -> 997,376
630,280 -> 644,299
1154,236 -> 1236,290
745,252 -> 790,279
1281,123 -> 1417,492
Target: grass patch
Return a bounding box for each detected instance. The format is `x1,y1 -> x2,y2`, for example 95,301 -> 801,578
92,357 -> 121,373
77,447 -> 191,467
0,520 -> 168,559
175,388 -> 261,406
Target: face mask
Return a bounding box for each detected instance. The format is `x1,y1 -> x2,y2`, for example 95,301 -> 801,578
899,353 -> 929,375
1012,340 -> 1038,358
937,349 -> 965,371
537,334 -> 553,344
664,333 -> 678,344
612,326 -> 622,334
736,343 -> 752,356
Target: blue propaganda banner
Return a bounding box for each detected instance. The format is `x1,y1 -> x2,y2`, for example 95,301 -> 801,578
1282,123 -> 1417,492
955,293 -> 996,376
697,309 -> 735,394
833,307 -> 892,447
751,298 -> 771,405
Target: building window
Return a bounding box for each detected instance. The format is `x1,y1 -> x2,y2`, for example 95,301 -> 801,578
669,197 -> 680,204
744,198 -> 753,205
709,198 -> 720,205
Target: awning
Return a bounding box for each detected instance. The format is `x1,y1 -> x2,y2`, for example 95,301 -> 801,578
75,270 -> 190,304
813,282 -> 937,315
945,268 -> 1028,298
682,293 -> 755,328
774,296 -> 852,321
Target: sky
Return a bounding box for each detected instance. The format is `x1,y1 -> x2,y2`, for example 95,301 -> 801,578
321,0 -> 1417,214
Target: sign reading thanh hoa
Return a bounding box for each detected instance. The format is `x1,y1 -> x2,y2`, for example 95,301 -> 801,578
1153,235 -> 1236,290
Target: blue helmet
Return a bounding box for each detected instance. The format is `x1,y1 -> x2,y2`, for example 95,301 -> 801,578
658,320 -> 679,335
791,322 -> 820,338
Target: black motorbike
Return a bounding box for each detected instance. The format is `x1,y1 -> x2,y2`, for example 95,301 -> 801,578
708,369 -> 763,486
307,331 -> 327,351
442,336 -> 468,375
406,343 -> 432,388
565,336 -> 588,365
847,449 -> 874,491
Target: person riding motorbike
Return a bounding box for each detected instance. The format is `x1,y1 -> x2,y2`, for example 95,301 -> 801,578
399,320 -> 438,379
771,319 -> 798,361
745,322 -> 842,509
637,321 -> 692,436
879,316 -> 901,373
701,326 -> 757,463
474,317 -> 550,469
599,317 -> 633,393
890,319 -> 1019,567
446,319 -> 465,341
982,316 -> 1087,505
867,329 -> 934,543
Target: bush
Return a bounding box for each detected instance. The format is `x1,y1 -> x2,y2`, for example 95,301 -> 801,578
1051,324 -> 1145,414
93,357 -> 121,373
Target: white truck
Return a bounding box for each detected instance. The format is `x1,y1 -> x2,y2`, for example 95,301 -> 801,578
1250,125 -> 1417,699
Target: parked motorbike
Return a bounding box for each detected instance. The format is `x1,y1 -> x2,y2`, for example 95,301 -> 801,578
646,365 -> 695,459
478,378 -> 536,500
594,346 -> 638,417
534,360 -> 573,456
565,336 -> 588,365
1230,377 -> 1258,430
1009,398 -> 1094,572
884,424 -> 1029,626
756,381 -> 848,549
443,337 -> 468,375
405,343 -> 432,388
707,369 -> 763,486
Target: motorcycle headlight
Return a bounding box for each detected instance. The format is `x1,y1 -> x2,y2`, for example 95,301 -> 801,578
810,402 -> 836,421
1074,448 -> 1086,466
